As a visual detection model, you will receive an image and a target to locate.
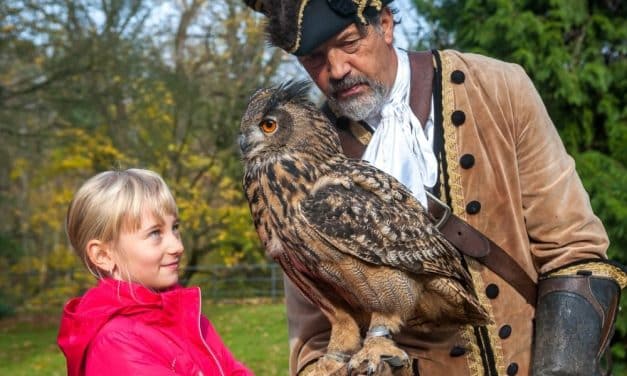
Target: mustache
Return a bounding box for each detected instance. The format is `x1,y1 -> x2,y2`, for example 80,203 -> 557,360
329,75 -> 372,96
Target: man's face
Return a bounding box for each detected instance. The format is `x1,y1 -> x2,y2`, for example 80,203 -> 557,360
298,9 -> 396,121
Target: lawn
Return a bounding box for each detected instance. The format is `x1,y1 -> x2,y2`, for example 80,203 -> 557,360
0,301 -> 289,376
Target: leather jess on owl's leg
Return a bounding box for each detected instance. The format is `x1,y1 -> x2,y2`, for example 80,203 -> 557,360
347,312 -> 410,375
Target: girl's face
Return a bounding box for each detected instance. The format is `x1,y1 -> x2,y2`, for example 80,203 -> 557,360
112,211 -> 184,290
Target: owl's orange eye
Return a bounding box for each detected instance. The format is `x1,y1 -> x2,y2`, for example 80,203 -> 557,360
259,118 -> 277,134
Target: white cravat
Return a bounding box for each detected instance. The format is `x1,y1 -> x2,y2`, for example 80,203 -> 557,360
362,48 -> 438,208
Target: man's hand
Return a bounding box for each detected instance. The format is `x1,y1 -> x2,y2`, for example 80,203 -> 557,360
299,355 -> 412,376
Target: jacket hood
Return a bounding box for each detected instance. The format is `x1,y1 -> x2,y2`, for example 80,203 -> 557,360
57,278 -> 182,376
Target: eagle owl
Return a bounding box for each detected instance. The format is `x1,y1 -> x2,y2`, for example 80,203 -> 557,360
239,81 -> 489,375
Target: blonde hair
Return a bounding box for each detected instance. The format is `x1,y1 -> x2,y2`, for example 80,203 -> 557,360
66,168 -> 178,278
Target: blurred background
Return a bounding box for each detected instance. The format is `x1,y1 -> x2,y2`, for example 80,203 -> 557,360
0,0 -> 625,374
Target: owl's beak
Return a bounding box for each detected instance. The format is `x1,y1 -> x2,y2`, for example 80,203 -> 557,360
238,133 -> 249,155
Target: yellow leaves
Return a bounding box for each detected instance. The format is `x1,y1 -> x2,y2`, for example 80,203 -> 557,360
29,212 -> 62,235
23,182 -> 76,239
217,176 -> 241,201
185,153 -> 213,170
220,249 -> 245,267
50,128 -> 131,174
56,154 -> 92,171
163,94 -> 174,106
5,126 -> 135,293
177,197 -> 211,232
10,256 -> 44,275
9,158 -> 29,181
169,152 -> 264,266
128,80 -> 176,126
48,246 -> 78,271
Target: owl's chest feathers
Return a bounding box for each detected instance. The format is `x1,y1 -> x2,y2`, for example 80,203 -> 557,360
245,158 -> 345,268
245,159 -> 314,249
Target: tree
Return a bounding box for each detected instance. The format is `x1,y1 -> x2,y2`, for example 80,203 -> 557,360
0,0 -> 288,313
412,0 -> 626,369
139,0 -> 286,280
1,0 -> 152,310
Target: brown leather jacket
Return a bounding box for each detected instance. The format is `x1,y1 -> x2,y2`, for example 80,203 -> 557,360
284,49 -> 609,376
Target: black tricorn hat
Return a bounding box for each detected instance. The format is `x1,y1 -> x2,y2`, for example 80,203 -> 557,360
244,0 -> 393,56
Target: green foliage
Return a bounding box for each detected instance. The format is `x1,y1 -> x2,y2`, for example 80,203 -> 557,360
0,298 -> 15,319
575,151 -> 627,260
1,0 -> 288,312
413,0 -> 626,155
412,0 -> 626,369
575,151 -> 627,366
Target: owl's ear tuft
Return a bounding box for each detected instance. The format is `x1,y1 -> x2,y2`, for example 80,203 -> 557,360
263,80 -> 313,113
276,80 -> 312,103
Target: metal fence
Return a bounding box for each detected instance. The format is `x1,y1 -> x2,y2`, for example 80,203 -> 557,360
2,263 -> 286,316
182,263 -> 285,302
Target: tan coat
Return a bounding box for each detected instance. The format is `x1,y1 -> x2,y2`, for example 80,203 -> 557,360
285,49 -> 609,376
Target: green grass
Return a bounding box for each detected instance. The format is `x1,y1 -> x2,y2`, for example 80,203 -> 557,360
207,302 -> 289,375
0,315 -> 66,376
0,301 -> 289,376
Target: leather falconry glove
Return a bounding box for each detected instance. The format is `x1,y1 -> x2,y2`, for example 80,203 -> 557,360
531,259 -> 627,376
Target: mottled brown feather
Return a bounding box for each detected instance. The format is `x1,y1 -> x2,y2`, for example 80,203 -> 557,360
239,81 -> 490,368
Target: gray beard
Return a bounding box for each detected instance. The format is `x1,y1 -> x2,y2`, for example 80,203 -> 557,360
327,75 -> 388,121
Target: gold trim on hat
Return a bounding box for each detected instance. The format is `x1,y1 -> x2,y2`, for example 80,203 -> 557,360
292,0 -> 387,53
353,0 -> 384,24
290,0 -> 311,54
355,0 -> 367,23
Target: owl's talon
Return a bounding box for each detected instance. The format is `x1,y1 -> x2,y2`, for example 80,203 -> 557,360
348,336 -> 409,375
367,364 -> 375,376
324,351 -> 351,363
381,355 -> 404,368
310,352 -> 350,375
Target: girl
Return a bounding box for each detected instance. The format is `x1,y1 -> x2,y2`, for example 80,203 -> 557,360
57,168 -> 254,376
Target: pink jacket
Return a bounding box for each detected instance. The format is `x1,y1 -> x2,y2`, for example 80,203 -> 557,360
57,278 -> 254,376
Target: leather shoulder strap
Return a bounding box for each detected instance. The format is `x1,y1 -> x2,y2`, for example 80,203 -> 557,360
407,51 -> 433,126
427,193 -> 537,305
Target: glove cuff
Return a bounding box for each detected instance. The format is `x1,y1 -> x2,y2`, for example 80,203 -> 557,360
542,258 -> 627,289
532,260 -> 625,375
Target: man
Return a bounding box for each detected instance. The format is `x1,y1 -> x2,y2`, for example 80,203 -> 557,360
244,1 -> 626,375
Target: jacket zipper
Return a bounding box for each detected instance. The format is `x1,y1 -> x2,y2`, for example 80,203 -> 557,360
195,288 -> 225,376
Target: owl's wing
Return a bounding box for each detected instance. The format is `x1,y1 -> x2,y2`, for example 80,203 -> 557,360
300,160 -> 468,282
